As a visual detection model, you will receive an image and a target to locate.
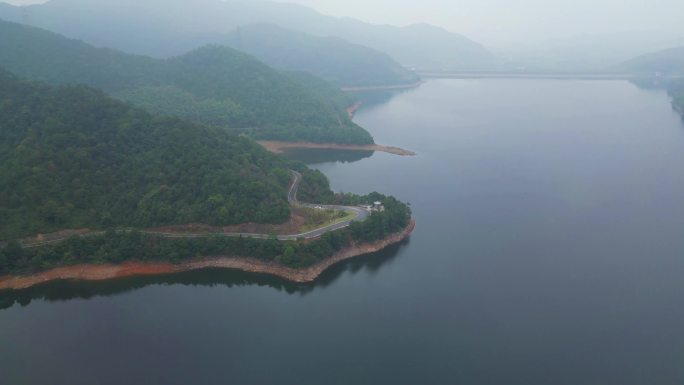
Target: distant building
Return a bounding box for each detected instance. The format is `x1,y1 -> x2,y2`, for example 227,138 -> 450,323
360,201 -> 385,212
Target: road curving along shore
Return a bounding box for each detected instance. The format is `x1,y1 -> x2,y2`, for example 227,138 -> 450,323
17,170 -> 368,249
1,171 -> 415,290
0,220 -> 415,290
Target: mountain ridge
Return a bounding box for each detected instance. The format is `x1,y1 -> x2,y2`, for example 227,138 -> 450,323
0,19 -> 373,144
224,23 -> 419,87
617,46 -> 684,75
0,0 -> 497,70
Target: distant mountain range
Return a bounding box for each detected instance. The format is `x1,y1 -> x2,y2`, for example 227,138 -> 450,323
222,24 -> 419,87
0,69 -> 295,239
617,46 -> 684,75
617,46 -> 684,112
496,32 -> 683,72
0,19 -> 372,144
0,0 -> 497,72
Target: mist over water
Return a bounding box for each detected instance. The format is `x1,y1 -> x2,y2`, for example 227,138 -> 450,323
2,79 -> 684,384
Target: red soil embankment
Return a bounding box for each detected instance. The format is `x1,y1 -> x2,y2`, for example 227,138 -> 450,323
258,141 -> 416,156
347,102 -> 362,118
0,220 -> 415,290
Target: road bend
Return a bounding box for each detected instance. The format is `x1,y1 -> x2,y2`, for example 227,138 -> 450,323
20,171 -> 371,248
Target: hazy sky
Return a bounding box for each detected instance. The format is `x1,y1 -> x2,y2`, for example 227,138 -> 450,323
4,0 -> 684,48
278,0 -> 684,47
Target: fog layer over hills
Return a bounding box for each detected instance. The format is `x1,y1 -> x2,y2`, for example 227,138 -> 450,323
0,0 -> 497,70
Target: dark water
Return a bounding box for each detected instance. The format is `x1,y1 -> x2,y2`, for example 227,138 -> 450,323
281,147 -> 374,164
3,79 -> 684,385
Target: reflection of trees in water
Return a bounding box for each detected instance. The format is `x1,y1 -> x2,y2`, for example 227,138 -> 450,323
0,239 -> 411,310
628,77 -> 673,90
280,88 -> 418,166
282,148 -> 373,165
351,88 -> 416,111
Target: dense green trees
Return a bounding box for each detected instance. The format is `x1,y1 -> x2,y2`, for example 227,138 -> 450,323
671,81 -> 684,111
0,30 -> 412,276
0,195 -> 411,275
349,194 -> 412,243
296,169 -> 413,241
0,72 -> 292,240
293,168 -> 336,204
0,143 -> 411,275
0,20 -> 373,144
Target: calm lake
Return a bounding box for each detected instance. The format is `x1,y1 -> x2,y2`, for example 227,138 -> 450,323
2,79 -> 684,385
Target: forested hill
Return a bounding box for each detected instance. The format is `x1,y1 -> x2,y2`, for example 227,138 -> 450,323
224,24 -> 420,87
0,20 -> 373,144
0,0 -> 497,70
671,81 -> 684,111
617,47 -> 684,75
0,72 -> 296,240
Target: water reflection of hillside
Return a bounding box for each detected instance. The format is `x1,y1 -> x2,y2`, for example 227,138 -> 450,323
351,87 -> 419,111
0,239 -> 410,310
282,148 -> 374,164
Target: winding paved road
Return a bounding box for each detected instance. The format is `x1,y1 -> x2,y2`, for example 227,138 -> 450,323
285,170 -> 369,240
20,171 -> 370,248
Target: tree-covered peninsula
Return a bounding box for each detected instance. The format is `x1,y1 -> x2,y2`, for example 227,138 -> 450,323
671,81 -> 684,112
0,19 -> 373,145
0,74 -> 412,277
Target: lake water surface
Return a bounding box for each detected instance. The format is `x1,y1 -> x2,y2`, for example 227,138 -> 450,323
2,79 -> 684,385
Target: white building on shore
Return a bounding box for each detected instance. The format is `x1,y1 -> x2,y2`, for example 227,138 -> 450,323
361,201 -> 385,212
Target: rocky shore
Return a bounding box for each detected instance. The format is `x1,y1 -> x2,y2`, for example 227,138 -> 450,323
258,141 -> 416,156
0,220 -> 415,291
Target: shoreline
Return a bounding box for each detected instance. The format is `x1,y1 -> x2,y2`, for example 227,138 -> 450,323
673,100 -> 683,117
258,141 -> 416,156
346,101 -> 362,118
340,81 -> 424,92
0,220 -> 415,291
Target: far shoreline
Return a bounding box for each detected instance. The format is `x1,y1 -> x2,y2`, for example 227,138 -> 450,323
0,220 -> 415,291
340,81 -> 424,92
258,141 -> 416,156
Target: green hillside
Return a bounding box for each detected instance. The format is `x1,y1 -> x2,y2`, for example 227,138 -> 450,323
671,81 -> 684,111
224,24 -> 420,87
618,46 -> 684,75
0,72 -> 413,273
0,20 -> 373,144
0,71 -> 294,240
